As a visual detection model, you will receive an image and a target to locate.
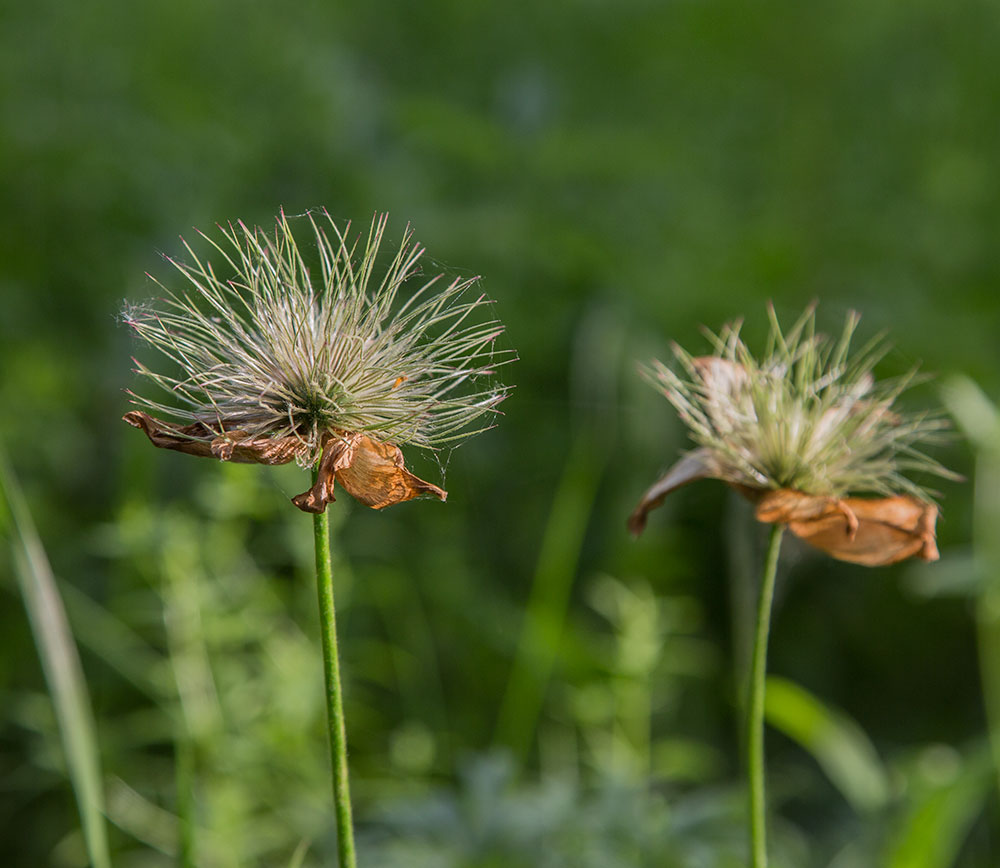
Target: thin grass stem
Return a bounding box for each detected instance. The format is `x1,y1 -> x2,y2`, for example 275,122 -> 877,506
0,446 -> 111,868
747,523 -> 784,868
176,732 -> 195,868
311,469 -> 357,868
495,434 -> 603,760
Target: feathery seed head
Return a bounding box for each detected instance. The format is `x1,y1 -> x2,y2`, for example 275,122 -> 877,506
643,303 -> 953,500
123,210 -> 512,466
629,305 -> 957,565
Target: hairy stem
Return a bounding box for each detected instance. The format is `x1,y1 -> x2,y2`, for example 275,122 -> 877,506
747,523 -> 784,868
312,475 -> 357,868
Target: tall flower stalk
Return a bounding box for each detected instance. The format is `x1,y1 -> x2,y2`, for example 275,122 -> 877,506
747,522 -> 783,866
630,304 -> 956,867
312,480 -> 355,867
122,210 -> 511,866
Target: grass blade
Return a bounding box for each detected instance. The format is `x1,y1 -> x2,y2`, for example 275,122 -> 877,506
494,433 -> 604,759
287,838 -> 311,868
765,675 -> 889,813
941,375 -> 1000,803
494,305 -> 623,760
883,744 -> 992,868
0,446 -> 111,868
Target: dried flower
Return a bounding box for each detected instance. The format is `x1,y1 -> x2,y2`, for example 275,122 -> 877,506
629,304 -> 957,565
123,210 -> 511,513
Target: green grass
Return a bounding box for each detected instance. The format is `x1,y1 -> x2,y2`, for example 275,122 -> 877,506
0,448 -> 111,868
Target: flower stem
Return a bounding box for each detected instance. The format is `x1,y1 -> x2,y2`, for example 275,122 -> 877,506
747,523 -> 784,868
312,482 -> 357,868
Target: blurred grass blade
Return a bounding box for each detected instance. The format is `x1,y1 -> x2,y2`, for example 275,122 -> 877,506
941,375 -> 1000,449
941,375 -> 1000,808
883,744 -> 992,868
106,775 -> 178,856
764,675 -> 889,813
59,578 -> 172,701
494,434 -> 603,760
494,305 -> 624,760
0,447 -> 111,868
287,838 -> 311,868
176,732 -> 195,868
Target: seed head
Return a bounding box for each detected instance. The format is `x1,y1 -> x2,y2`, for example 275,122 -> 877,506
648,304 -> 953,499
629,304 -> 957,566
122,210 -> 513,512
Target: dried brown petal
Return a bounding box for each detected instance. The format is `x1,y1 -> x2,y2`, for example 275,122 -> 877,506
627,449 -> 718,536
628,446 -> 938,566
125,412 -> 447,515
289,432 -> 360,513
336,435 -> 447,510
123,411 -> 307,464
753,488 -> 939,566
292,431 -> 447,514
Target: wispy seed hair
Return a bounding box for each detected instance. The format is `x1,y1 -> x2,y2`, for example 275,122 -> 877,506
643,304 -> 956,499
123,210 -> 512,462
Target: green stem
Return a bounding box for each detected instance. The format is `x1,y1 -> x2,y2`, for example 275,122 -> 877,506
312,483 -> 357,868
747,523 -> 784,868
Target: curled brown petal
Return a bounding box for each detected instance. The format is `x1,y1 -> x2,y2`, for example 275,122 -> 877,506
336,435 -> 447,509
754,488 -> 939,566
754,489 -> 860,536
123,411 -> 307,465
627,449 -> 718,536
290,432 -> 361,514
291,431 -> 447,514
628,448 -> 939,566
126,412 -> 447,515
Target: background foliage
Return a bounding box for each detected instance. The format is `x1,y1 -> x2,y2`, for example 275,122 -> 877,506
2,0 -> 998,865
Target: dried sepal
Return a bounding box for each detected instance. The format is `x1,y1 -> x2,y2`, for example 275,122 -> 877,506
124,411 -> 447,514
627,449 -> 718,536
752,489 -> 938,566
293,432 -> 447,514
628,451 -> 940,566
335,435 -> 447,510
288,432 -> 360,513
123,411 -> 308,465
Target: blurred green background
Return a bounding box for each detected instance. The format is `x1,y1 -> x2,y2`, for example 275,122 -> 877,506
2,0 -> 999,865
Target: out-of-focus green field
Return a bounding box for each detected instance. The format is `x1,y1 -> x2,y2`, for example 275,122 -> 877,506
2,1 -> 999,865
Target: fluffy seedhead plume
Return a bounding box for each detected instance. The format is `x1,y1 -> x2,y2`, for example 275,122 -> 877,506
629,304 -> 957,566
122,210 -> 513,513
646,304 -> 953,500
